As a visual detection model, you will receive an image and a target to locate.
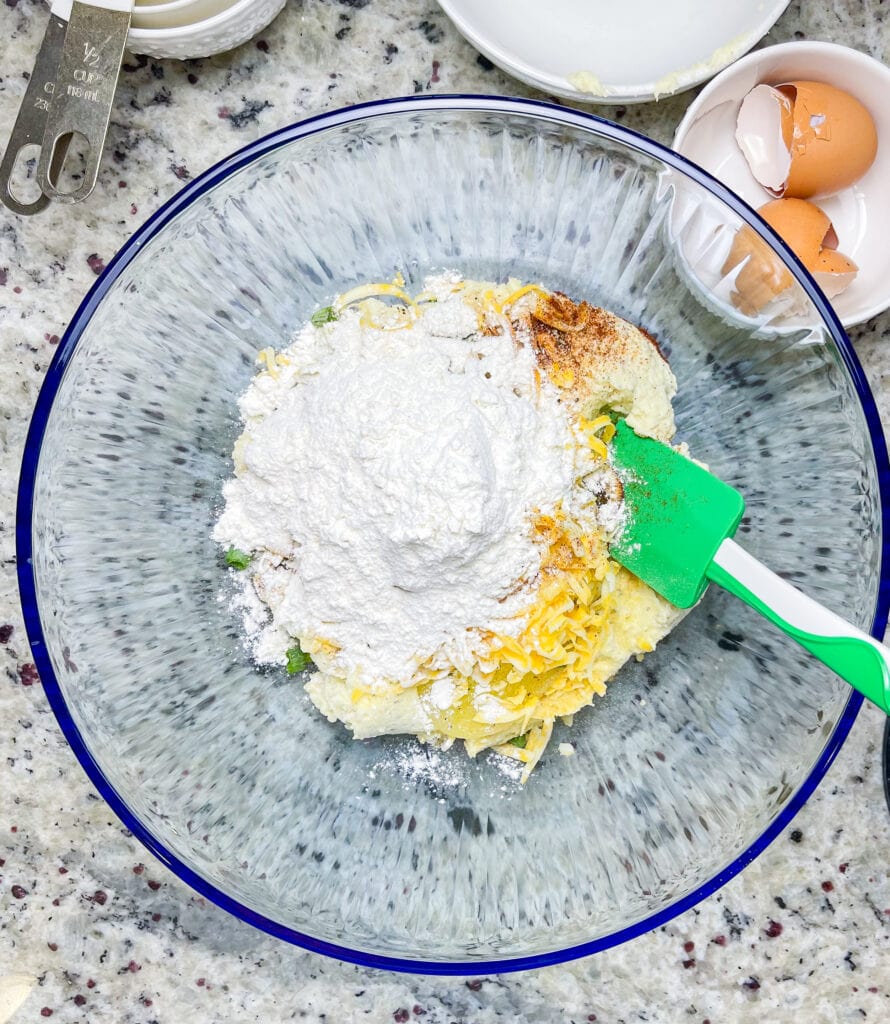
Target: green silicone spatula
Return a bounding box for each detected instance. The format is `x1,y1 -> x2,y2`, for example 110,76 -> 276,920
609,420 -> 890,714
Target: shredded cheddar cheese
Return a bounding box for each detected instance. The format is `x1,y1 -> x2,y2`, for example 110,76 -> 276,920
498,283 -> 552,314
335,281 -> 416,310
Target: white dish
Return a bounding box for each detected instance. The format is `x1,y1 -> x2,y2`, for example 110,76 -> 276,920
672,41 -> 890,328
436,0 -> 790,103
127,0 -> 284,58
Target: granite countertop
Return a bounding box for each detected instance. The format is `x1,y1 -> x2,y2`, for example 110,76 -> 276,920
2,1 -> 890,1021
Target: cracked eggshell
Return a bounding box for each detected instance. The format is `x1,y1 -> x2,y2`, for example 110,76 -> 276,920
721,223 -> 792,316
722,198 -> 857,314
735,83 -> 793,194
736,80 -> 878,199
812,249 -> 858,299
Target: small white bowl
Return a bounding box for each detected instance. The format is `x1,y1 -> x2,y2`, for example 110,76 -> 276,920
131,0 -> 238,31
673,41 -> 890,327
127,0 -> 285,59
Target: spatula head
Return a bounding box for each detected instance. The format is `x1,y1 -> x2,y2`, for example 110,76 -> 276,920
608,421 -> 745,609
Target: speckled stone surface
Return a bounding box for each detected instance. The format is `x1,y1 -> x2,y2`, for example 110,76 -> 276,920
1,1 -> 890,1021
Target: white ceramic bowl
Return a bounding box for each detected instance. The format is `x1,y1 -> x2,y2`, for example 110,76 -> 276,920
127,0 -> 285,59
437,0 -> 790,104
131,0 -> 238,32
673,41 -> 890,327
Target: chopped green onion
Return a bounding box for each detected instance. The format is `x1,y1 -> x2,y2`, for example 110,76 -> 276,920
310,306 -> 338,327
225,547 -> 251,570
286,643 -> 313,675
508,734 -> 528,749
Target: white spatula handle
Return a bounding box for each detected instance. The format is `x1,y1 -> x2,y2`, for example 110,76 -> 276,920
708,538 -> 890,714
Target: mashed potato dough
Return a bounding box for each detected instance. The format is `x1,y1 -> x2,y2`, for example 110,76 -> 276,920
215,276 -> 684,780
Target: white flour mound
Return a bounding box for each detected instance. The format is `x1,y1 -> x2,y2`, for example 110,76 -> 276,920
213,277 -> 579,688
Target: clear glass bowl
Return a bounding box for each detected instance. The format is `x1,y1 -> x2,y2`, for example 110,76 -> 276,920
17,97 -> 890,973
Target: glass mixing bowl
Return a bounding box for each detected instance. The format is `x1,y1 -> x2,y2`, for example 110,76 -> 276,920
17,96 -> 890,973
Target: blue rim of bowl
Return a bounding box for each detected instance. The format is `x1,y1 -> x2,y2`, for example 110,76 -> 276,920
16,95 -> 890,975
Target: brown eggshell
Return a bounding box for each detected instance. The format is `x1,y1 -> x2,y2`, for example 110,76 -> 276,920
757,197 -> 832,262
722,198 -> 858,313
780,81 -> 878,198
813,249 -> 857,273
812,249 -> 859,299
722,225 -> 793,316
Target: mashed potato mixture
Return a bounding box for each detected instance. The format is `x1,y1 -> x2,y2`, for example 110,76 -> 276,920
214,275 -> 684,779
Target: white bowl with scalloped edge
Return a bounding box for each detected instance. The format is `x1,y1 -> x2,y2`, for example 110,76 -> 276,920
127,0 -> 285,59
131,0 -> 236,32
